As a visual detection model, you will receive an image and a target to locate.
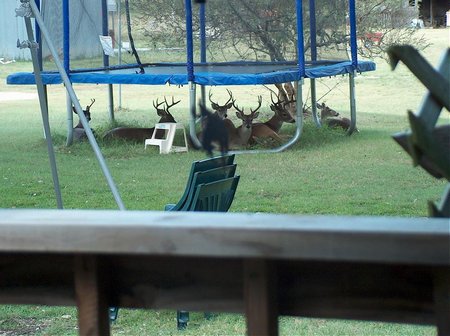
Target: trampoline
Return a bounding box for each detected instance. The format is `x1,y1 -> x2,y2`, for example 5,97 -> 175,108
8,0 -> 375,210
7,60 -> 375,86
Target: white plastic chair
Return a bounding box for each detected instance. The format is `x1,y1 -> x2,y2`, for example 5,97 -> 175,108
144,123 -> 188,154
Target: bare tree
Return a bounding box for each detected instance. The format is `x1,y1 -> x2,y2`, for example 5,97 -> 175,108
356,0 -> 429,61
130,0 -> 428,63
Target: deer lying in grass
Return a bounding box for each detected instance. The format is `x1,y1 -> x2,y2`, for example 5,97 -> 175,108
72,98 -> 95,142
225,96 -> 261,148
316,102 -> 356,131
103,97 -> 179,143
274,81 -> 318,118
196,89 -> 235,145
196,102 -> 229,156
251,92 -> 296,143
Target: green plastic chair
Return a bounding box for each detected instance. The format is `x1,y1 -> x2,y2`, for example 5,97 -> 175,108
176,175 -> 240,329
168,165 -> 236,211
188,175 -> 240,212
164,154 -> 235,211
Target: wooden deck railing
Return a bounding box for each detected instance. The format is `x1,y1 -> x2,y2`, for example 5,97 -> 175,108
0,209 -> 448,335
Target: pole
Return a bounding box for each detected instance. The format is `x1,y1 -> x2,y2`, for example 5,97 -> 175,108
21,11 -> 63,209
27,0 -> 126,210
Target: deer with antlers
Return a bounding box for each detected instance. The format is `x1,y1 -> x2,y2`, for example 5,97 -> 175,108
195,89 -> 235,149
103,97 -> 179,143
224,96 -> 262,148
209,89 -> 234,119
72,98 -> 95,142
250,92 -> 296,143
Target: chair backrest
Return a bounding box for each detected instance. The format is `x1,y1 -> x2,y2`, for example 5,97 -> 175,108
169,154 -> 235,210
188,175 -> 240,212
177,164 -> 237,211
192,154 -> 235,174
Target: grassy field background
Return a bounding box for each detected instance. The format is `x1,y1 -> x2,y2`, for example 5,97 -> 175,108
0,28 -> 448,335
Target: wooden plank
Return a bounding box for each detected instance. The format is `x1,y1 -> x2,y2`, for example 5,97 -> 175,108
433,268 -> 450,336
74,256 -> 110,336
0,209 -> 448,265
244,259 -> 278,336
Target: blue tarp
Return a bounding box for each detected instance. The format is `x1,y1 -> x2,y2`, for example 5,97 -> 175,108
7,61 -> 375,86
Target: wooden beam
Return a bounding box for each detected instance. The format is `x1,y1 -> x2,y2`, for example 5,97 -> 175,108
244,259 -> 278,336
433,268 -> 450,336
0,209 -> 449,266
74,256 -> 110,336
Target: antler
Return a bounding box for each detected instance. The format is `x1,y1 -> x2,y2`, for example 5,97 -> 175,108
164,96 -> 181,111
86,98 -> 96,111
152,98 -> 164,110
225,89 -> 234,105
209,89 -> 234,110
270,92 -> 283,107
232,100 -> 245,116
251,96 -> 263,115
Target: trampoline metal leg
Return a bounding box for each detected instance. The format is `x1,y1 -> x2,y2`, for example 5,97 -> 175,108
310,78 -> 321,127
108,84 -> 115,122
348,71 -> 357,135
188,81 -> 202,148
66,92 -> 73,146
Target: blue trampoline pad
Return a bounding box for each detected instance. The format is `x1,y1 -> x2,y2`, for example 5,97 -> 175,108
7,60 -> 375,86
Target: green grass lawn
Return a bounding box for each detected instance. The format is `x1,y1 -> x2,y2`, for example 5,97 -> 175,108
0,28 -> 448,335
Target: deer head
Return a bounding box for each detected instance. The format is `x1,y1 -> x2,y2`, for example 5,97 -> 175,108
72,98 -> 95,128
234,95 -> 261,129
316,102 -> 339,119
153,96 -> 179,123
270,92 -> 296,124
209,89 -> 234,119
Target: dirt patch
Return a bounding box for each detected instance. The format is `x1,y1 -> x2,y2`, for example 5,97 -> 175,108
0,317 -> 49,335
0,92 -> 38,102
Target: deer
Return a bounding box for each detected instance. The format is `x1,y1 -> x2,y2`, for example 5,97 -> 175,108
316,102 -> 357,132
225,96 -> 262,148
250,92 -> 296,143
209,89 -> 234,119
72,98 -> 95,142
195,101 -> 229,157
195,89 -> 235,145
103,97 -> 179,143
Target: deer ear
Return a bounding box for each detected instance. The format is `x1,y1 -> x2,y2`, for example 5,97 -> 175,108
156,109 -> 164,117
270,105 -> 276,112
226,102 -> 233,109
316,103 -> 322,109
253,112 -> 259,118
211,103 -> 219,110
235,111 -> 242,119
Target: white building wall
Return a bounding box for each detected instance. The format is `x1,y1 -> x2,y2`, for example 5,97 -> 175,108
0,0 -> 103,62
0,0 -> 33,60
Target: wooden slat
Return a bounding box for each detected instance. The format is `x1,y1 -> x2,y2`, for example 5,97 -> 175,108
244,259 -> 278,336
0,209 -> 448,265
74,256 -> 110,336
433,268 -> 450,336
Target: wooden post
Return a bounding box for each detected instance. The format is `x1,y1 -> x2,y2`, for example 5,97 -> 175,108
433,268 -> 450,336
74,255 -> 110,336
244,259 -> 278,336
